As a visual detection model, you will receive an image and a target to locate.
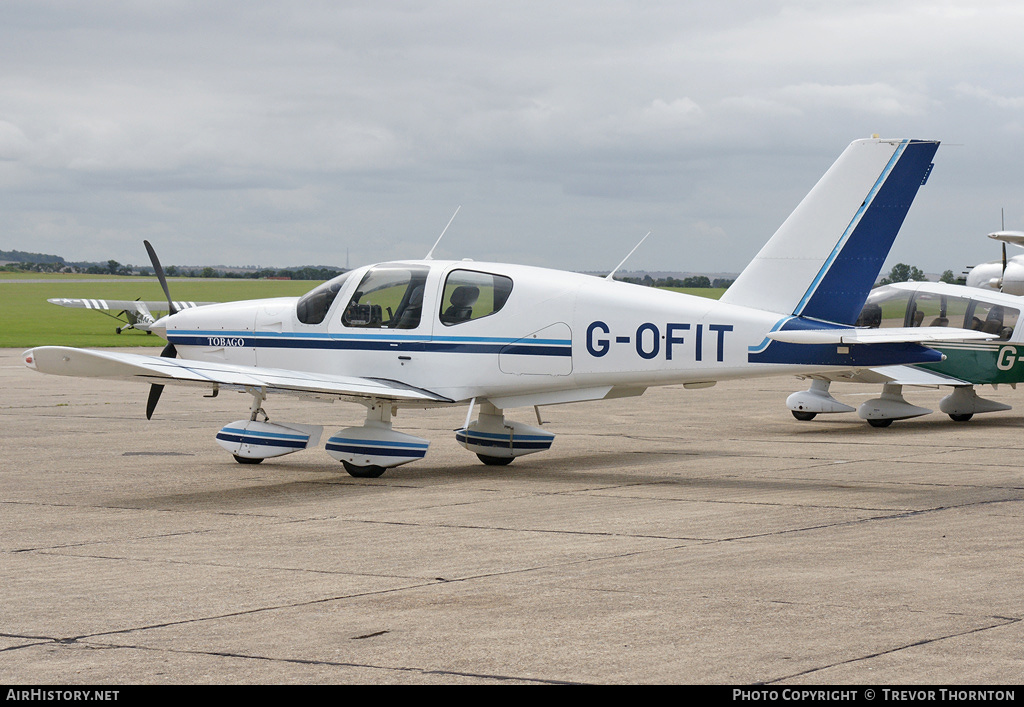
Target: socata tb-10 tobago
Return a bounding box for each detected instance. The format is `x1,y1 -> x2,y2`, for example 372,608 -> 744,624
24,137 -> 990,477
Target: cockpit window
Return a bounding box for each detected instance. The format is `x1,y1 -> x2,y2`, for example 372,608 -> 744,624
858,286 -> 1018,341
439,269 -> 513,326
971,301 -> 1018,340
296,271 -> 354,325
341,265 -> 429,329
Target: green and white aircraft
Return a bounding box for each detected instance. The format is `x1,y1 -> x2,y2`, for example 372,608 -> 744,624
787,280 -> 1023,426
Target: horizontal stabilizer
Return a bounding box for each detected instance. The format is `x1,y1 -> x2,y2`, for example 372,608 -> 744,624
768,326 -> 995,346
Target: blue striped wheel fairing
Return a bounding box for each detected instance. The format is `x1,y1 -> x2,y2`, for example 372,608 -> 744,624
455,429 -> 554,451
216,427 -> 309,449
325,436 -> 429,459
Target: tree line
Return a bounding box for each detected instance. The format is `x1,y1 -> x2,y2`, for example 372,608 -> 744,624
615,274 -> 735,288
877,263 -> 962,286
0,248 -> 963,288
0,255 -> 344,281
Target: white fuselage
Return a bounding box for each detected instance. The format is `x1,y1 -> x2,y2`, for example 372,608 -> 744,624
157,259 -> 849,407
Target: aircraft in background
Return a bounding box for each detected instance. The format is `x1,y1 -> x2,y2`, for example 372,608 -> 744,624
26,137 -> 985,477
787,280 -> 1022,426
964,230 -> 1024,295
47,298 -> 213,334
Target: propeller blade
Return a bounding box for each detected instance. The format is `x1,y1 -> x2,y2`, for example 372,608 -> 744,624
1002,242 -> 1007,292
145,343 -> 178,420
146,385 -> 164,420
144,240 -> 177,316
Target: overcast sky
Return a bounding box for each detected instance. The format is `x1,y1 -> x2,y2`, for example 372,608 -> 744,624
3,1 -> 1024,276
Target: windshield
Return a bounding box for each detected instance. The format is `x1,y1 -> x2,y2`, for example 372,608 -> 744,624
296,271 -> 354,325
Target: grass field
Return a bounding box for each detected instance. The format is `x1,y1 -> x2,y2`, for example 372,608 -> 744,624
0,274 -> 727,348
0,276 -> 315,348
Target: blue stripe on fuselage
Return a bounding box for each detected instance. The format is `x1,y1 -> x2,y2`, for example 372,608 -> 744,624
168,331 -> 572,357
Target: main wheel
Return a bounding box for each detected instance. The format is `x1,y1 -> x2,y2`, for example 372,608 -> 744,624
791,410 -> 817,421
949,413 -> 974,422
342,461 -> 387,478
866,418 -> 893,428
233,454 -> 264,464
477,454 -> 514,466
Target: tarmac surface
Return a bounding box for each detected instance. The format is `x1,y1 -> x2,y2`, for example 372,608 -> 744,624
2,347 -> 1022,684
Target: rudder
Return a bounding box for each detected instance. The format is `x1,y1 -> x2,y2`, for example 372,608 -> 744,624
720,138 -> 939,325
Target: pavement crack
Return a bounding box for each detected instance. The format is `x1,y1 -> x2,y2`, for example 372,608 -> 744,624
764,617 -> 1022,683
70,640 -> 582,684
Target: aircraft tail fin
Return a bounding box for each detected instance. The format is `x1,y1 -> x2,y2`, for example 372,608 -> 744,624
720,138 -> 939,325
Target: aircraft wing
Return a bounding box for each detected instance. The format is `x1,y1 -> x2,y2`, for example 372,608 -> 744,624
988,231 -> 1024,247
768,326 -> 995,345
803,365 -> 973,387
23,346 -> 453,405
47,298 -> 215,312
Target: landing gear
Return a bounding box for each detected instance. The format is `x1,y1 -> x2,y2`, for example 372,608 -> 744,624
940,386 -> 1010,421
325,401 -> 429,477
215,387 -> 323,464
342,461 -> 387,478
456,401 -> 554,466
786,379 -> 856,420
858,384 -> 930,428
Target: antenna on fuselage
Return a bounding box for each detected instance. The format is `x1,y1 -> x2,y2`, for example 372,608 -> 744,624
425,206 -> 461,260
606,231 -> 651,281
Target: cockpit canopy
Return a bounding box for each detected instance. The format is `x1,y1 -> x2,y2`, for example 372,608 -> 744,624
858,285 -> 1019,341
295,264 -> 515,330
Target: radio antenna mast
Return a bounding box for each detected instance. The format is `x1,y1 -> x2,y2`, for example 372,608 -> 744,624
606,232 -> 651,280
425,206 -> 461,260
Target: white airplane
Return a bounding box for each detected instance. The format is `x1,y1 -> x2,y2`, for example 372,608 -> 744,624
47,298 -> 212,334
964,230 -> 1024,295
24,137 -> 988,477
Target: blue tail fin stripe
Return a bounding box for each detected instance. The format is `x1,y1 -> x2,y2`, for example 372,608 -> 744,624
793,140 -> 908,317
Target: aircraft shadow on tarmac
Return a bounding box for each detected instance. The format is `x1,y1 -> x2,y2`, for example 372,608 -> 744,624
116,446 -> 919,512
